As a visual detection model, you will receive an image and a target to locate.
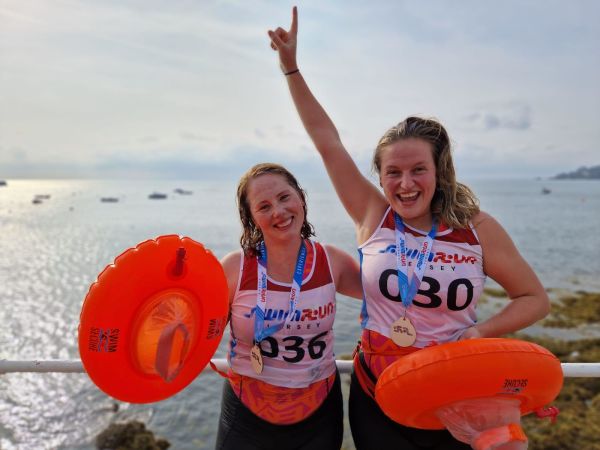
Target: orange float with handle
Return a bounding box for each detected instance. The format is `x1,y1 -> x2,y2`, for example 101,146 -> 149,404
375,338 -> 563,450
78,235 -> 229,403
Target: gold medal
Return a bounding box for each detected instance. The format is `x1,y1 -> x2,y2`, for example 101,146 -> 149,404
390,317 -> 417,347
250,343 -> 264,375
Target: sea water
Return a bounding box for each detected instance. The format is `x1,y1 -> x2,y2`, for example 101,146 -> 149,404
0,178 -> 598,449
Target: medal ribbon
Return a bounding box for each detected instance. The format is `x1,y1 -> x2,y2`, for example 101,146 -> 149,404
254,240 -> 307,344
394,213 -> 437,308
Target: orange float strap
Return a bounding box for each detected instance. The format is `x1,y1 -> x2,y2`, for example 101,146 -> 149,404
375,338 -> 563,450
78,235 -> 229,403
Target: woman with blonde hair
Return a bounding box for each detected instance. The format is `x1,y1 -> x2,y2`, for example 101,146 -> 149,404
268,8 -> 550,450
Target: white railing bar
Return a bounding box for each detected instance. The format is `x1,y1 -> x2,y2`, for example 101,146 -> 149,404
1,359 -> 599,377
560,363 -> 600,378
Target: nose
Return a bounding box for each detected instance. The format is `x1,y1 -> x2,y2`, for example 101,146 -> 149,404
272,201 -> 285,217
400,172 -> 415,189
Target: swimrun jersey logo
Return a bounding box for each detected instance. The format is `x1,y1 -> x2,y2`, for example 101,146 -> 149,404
244,302 -> 335,322
378,244 -> 477,264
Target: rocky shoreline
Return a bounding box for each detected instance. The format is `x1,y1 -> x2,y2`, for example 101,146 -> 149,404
514,289 -> 600,450
552,165 -> 600,180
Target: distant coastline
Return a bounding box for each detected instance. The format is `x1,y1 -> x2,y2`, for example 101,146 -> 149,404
552,165 -> 600,180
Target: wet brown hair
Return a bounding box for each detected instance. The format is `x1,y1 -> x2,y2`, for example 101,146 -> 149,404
236,163 -> 315,256
373,116 -> 479,228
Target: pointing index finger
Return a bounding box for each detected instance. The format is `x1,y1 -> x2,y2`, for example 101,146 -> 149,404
290,6 -> 298,35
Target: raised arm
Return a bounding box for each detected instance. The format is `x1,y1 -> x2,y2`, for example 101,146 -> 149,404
268,7 -> 386,236
461,212 -> 550,339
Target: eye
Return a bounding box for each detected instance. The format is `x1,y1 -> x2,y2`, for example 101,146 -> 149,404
280,194 -> 290,201
385,169 -> 399,176
258,204 -> 270,212
414,167 -> 426,174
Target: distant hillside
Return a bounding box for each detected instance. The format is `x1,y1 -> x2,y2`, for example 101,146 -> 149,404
553,165 -> 600,179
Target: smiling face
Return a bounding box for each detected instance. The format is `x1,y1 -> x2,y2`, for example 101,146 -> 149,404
379,137 -> 437,230
246,173 -> 305,245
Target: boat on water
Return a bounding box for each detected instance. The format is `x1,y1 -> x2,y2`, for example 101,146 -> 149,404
34,194 -> 51,200
0,180 -> 7,186
542,187 -> 551,194
174,188 -> 193,195
32,198 -> 43,205
100,197 -> 119,203
148,192 -> 167,200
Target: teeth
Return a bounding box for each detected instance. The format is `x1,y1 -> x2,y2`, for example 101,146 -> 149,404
399,193 -> 419,201
275,217 -> 292,228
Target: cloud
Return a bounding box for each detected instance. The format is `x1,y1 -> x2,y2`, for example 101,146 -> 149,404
138,136 -> 160,144
465,103 -> 532,131
85,144 -> 329,181
1,1 -> 597,179
179,131 -> 211,142
5,147 -> 29,163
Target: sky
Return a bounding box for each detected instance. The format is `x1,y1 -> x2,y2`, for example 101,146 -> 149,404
1,0 -> 599,180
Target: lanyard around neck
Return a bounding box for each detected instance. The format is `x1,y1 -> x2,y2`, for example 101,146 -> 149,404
394,213 -> 437,309
254,240 -> 307,343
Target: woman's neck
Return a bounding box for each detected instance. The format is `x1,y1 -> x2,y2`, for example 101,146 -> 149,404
399,212 -> 434,232
262,236 -> 304,283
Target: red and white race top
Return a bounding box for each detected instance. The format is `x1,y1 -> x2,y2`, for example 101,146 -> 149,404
228,240 -> 337,388
359,207 -> 486,348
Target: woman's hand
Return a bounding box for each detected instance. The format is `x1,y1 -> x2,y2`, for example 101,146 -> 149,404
268,6 -> 298,73
459,326 -> 483,340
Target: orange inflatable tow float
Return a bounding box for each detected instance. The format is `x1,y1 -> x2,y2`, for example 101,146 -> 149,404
78,235 -> 229,403
375,338 -> 563,450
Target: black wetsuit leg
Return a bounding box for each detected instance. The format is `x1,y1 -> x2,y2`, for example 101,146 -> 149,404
348,371 -> 471,450
215,371 -> 343,450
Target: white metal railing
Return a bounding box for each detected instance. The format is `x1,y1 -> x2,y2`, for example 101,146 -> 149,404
1,359 -> 599,377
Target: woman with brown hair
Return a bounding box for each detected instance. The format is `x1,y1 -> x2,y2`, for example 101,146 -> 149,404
216,162 -> 361,450
268,8 -> 550,450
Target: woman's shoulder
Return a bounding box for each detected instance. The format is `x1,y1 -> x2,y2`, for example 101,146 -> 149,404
470,210 -> 495,229
357,204 -> 392,244
470,211 -> 512,247
321,244 -> 359,273
321,243 -> 353,259
220,249 -> 243,277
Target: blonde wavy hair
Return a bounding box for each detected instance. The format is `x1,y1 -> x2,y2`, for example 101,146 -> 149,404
236,163 -> 315,256
373,116 -> 480,229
